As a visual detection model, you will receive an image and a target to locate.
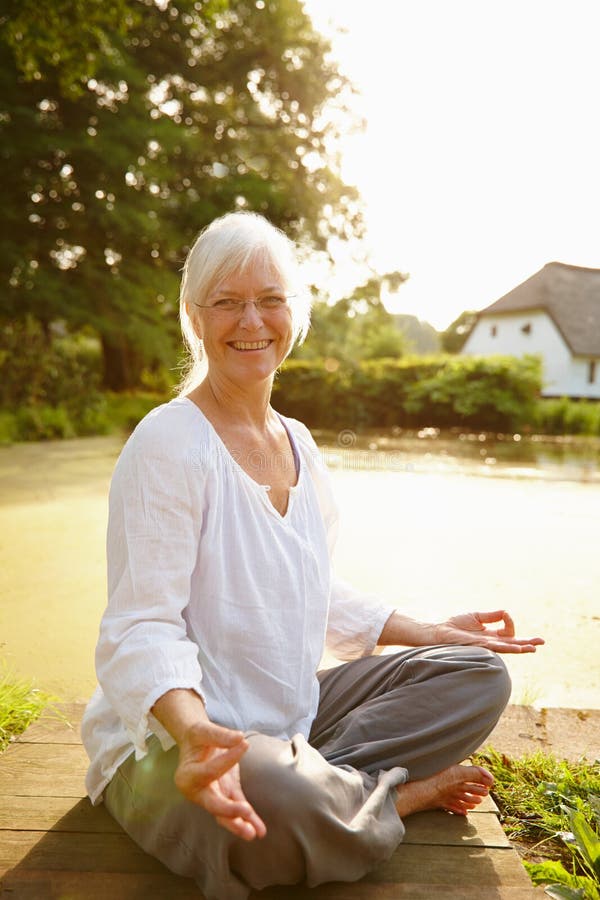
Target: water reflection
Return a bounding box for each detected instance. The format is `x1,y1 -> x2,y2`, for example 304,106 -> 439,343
315,429 -> 600,483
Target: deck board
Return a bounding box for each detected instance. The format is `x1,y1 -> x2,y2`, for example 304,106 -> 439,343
0,703 -> 541,899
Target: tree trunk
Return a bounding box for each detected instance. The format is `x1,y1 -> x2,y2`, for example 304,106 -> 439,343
100,333 -> 143,391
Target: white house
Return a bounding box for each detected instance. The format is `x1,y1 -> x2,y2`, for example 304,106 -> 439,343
461,262 -> 600,398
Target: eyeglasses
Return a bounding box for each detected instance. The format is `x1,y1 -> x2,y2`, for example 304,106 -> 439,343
194,294 -> 295,316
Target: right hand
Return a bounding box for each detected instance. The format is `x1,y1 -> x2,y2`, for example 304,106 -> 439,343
174,719 -> 267,841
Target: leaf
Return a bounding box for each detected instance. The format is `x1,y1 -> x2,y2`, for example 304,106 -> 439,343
567,806 -> 600,879
589,795 -> 600,829
526,860 -> 576,885
544,885 -> 586,900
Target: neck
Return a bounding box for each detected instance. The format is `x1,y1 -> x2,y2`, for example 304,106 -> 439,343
191,372 -> 275,431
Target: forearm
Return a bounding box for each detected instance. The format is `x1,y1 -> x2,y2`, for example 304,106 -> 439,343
377,610 -> 438,647
151,688 -> 210,746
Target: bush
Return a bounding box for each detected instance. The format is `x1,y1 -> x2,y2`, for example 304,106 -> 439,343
274,354 -> 543,432
536,397 -> 600,436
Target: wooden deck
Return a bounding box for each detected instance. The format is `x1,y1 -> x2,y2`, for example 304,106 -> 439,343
0,704 -> 541,899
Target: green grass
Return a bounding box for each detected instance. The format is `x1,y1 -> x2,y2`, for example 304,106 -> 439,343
474,748 -> 600,899
0,663 -> 60,753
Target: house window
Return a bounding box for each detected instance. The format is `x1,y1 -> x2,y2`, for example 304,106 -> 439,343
521,322 -> 532,335
490,325 -> 497,337
588,361 -> 597,384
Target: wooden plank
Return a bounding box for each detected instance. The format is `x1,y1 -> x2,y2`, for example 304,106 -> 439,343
0,870 -> 543,900
256,885 -> 541,899
14,703 -> 84,745
0,832 -> 532,886
370,844 -> 533,887
0,831 -> 166,875
0,798 -> 507,846
0,797 -> 120,833
473,792 -> 499,813
402,809 -> 510,848
0,869 -> 200,900
0,744 -> 87,798
1,742 -> 89,772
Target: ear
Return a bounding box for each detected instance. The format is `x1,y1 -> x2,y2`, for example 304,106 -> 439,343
186,301 -> 203,341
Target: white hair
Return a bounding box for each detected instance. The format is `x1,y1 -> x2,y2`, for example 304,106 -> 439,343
178,211 -> 311,394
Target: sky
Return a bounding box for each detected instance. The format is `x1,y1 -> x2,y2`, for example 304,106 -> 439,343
302,0 -> 600,329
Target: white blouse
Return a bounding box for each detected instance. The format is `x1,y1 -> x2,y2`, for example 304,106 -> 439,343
82,398 -> 394,804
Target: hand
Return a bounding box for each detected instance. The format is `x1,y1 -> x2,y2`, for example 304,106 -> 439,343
174,720 -> 267,841
433,610 -> 545,654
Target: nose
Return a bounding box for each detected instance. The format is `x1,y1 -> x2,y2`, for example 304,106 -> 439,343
239,300 -> 263,330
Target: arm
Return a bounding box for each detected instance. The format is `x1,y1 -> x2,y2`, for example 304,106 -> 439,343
378,609 -> 544,654
151,689 -> 266,841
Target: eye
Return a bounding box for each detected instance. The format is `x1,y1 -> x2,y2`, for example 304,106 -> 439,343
212,298 -> 240,310
259,295 -> 287,309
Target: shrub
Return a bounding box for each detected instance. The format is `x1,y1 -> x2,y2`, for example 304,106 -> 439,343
536,398 -> 600,437
274,354 -> 543,432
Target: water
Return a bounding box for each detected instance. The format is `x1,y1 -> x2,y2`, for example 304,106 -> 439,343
1,434 -> 599,707
315,428 -> 600,483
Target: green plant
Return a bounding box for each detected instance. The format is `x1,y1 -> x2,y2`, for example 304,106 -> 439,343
0,663 -> 60,753
473,749 -> 600,899
274,354 -> 543,432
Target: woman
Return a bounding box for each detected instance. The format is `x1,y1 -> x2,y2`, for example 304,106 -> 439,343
82,211 -> 543,899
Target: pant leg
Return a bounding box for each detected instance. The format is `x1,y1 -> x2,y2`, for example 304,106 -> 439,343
309,645 -> 511,779
103,730 -> 406,900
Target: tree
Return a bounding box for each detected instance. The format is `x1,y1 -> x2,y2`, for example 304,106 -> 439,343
293,271 -> 409,363
1,0 -> 361,389
391,314 -> 440,354
440,310 -> 478,354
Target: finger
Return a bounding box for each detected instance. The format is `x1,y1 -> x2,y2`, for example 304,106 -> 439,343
482,639 -> 542,654
191,722 -> 248,749
197,791 -> 257,822
475,610 -> 515,636
191,742 -> 249,781
205,791 -> 266,837
215,815 -> 260,841
228,787 -> 267,837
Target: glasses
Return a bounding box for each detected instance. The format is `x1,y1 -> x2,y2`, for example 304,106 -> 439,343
194,294 -> 295,316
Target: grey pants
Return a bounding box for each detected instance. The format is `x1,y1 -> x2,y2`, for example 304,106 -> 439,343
104,646 -> 511,899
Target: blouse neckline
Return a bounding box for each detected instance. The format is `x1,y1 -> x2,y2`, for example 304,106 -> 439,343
179,397 -> 302,520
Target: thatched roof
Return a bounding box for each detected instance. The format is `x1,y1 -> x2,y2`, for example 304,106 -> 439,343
480,262 -> 600,356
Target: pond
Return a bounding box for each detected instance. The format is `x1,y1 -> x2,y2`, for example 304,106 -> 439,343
314,428 -> 600,483
1,433 -> 599,709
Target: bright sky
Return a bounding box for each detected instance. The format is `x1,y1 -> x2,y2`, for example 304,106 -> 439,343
302,0 -> 600,329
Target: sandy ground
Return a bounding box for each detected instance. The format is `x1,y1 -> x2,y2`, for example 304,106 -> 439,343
1,436 -> 599,709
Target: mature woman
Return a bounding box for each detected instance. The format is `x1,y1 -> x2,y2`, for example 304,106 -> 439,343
82,211 -> 543,899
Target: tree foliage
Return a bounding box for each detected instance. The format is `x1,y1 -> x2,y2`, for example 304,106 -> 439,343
1,0 -> 361,389
294,271 -> 409,363
441,309 -> 478,353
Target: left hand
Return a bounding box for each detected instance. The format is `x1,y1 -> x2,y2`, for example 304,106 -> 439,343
433,610 -> 544,654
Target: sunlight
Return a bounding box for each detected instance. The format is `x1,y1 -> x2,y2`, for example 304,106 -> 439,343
302,0 -> 600,328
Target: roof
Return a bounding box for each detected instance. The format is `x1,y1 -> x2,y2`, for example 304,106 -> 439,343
479,262 -> 600,356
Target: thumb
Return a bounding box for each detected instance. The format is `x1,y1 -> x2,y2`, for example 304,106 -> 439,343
188,720 -> 247,749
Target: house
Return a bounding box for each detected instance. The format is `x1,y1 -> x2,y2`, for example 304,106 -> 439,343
461,261 -> 600,398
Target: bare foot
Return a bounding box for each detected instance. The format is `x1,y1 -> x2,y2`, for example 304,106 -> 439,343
395,764 -> 494,818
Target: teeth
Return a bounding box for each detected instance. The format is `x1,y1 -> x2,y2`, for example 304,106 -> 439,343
231,340 -> 271,350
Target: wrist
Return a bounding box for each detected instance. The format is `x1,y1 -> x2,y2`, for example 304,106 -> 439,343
151,688 -> 209,747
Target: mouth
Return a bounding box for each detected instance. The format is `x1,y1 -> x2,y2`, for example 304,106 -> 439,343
228,339 -> 273,352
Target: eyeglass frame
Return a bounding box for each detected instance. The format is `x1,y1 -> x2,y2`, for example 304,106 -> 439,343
193,293 -> 296,316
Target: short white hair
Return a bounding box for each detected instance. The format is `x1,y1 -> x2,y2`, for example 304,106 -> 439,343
178,211 -> 311,393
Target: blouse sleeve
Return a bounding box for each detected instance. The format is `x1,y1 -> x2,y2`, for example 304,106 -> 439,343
290,419 -> 396,661
95,417 -> 206,759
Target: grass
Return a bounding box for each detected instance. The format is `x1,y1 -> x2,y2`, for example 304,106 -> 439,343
0,662 -> 60,753
473,748 -> 600,899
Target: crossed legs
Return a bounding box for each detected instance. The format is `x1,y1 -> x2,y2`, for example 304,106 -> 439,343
103,645 -> 511,898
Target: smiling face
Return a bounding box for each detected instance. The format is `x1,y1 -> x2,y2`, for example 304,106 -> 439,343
193,259 -> 294,388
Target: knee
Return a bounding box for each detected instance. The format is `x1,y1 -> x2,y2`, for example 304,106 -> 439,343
470,647 -> 512,713
240,733 -> 338,824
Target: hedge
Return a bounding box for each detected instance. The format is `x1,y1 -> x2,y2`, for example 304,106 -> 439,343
272,354 -> 543,432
